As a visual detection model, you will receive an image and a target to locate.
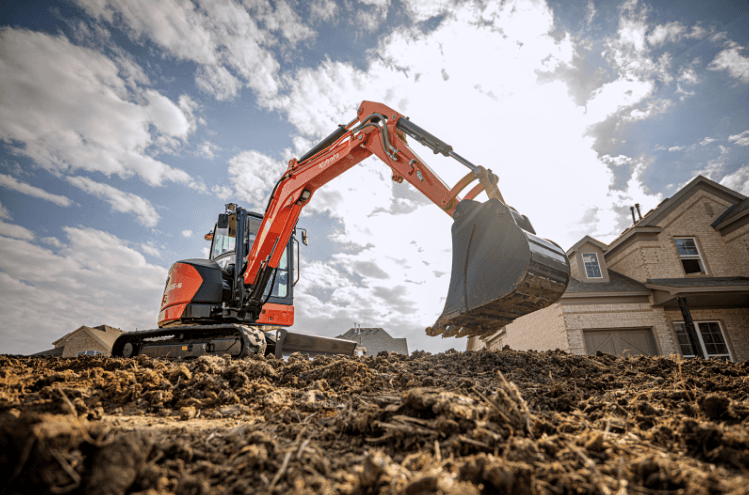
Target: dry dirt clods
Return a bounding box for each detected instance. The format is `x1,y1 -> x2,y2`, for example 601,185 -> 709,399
1,349 -> 748,494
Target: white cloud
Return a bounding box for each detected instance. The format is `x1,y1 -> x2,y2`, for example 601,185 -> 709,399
42,236 -> 63,248
728,130 -> 749,146
212,184 -> 233,200
198,140 -> 220,159
140,243 -> 161,257
246,0 -> 668,347
0,221 -> 35,240
0,28 -> 200,188
0,173 -> 72,207
700,137 -> 716,146
708,42 -> 749,83
720,165 -> 749,195
75,0 -> 294,101
0,201 -> 11,220
195,64 -> 243,101
0,227 -> 167,355
67,176 -> 160,227
668,145 -> 684,152
308,0 -> 338,23
181,230 -> 193,238
225,150 -> 287,210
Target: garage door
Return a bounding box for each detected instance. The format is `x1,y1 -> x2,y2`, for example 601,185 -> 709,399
584,328 -> 659,357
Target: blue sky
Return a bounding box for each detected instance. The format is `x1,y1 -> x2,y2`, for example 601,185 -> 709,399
0,0 -> 747,355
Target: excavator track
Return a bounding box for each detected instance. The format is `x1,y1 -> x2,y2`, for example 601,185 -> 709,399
111,324 -> 268,359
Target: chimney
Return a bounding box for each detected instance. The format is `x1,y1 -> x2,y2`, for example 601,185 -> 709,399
630,206 -> 637,224
634,203 -> 643,220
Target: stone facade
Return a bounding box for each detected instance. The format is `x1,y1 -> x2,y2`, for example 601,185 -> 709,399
337,328 -> 409,356
51,325 -> 123,357
607,190 -> 737,279
467,176 -> 749,361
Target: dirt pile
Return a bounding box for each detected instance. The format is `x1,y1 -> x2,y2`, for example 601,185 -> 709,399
1,349 -> 748,494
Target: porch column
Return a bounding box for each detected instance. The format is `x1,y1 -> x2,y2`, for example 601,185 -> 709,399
677,296 -> 705,359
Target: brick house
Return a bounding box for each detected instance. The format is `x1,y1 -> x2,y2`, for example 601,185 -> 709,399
337,328 -> 409,356
467,175 -> 749,361
33,325 -> 123,357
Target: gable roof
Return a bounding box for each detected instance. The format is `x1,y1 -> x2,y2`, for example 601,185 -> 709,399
567,235 -> 608,255
30,347 -> 64,357
564,270 -> 649,294
712,197 -> 749,234
633,175 -> 745,228
52,324 -> 123,349
605,175 -> 745,259
336,328 -> 409,355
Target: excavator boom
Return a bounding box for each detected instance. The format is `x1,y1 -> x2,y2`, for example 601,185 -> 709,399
113,99 -> 570,359
242,100 -> 571,339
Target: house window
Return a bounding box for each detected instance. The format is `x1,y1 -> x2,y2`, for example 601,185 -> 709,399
674,238 -> 705,274
582,253 -> 602,278
673,321 -> 731,360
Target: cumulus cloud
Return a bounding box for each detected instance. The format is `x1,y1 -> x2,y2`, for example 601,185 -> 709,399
181,230 -> 193,238
728,130 -> 749,147
0,201 -> 11,220
720,165 -> 749,195
708,42 -> 749,83
74,0 -> 302,101
224,150 -> 287,210
0,221 -> 35,241
0,226 -> 167,354
140,243 -> 161,257
67,176 -> 160,227
239,0 -> 665,350
0,28 -> 200,189
0,173 -> 72,207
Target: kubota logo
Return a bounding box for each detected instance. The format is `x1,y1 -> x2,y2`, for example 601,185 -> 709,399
319,153 -> 339,169
166,283 -> 182,292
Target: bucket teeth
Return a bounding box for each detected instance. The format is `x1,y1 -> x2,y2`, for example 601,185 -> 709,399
428,198 -> 570,339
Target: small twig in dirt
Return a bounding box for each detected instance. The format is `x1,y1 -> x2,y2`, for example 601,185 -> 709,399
49,448 -> 81,493
434,440 -> 441,463
269,451 -> 292,491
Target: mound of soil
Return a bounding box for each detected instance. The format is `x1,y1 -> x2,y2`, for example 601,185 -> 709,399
1,349 -> 748,494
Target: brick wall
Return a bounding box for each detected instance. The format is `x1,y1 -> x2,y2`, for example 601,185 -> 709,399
561,303 -> 679,356
723,223 -> 749,276
61,331 -> 110,357
608,190 -> 737,281
493,304 -> 567,352
664,308 -> 749,362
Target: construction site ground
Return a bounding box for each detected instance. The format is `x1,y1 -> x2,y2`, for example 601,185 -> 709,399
1,348 -> 748,494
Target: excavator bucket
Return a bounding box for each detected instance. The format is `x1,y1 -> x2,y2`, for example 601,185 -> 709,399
427,198 -> 570,339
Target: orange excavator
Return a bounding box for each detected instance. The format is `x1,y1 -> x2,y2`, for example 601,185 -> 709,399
112,100 -> 570,359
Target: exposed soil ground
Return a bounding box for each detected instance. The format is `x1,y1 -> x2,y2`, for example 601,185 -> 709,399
1,348 -> 748,494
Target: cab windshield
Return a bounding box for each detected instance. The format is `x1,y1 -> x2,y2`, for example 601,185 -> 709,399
211,227 -> 236,259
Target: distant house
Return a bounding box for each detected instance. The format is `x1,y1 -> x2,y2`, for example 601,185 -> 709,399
337,328 -> 409,356
32,325 -> 123,358
467,175 -> 749,361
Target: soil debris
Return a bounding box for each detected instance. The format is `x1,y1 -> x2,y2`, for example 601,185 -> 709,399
1,350 -> 748,494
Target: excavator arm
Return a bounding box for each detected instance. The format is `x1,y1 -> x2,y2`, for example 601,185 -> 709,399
242,101 -> 570,339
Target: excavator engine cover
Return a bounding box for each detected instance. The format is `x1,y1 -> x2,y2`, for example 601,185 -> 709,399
428,198 -> 570,339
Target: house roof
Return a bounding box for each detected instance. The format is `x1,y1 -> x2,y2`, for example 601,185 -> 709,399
712,197 -> 749,232
566,235 -> 608,255
645,277 -> 749,288
336,328 -> 409,355
52,324 -> 123,349
565,270 -> 649,294
605,175 -> 745,258
30,347 -> 64,357
634,175 -> 745,228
